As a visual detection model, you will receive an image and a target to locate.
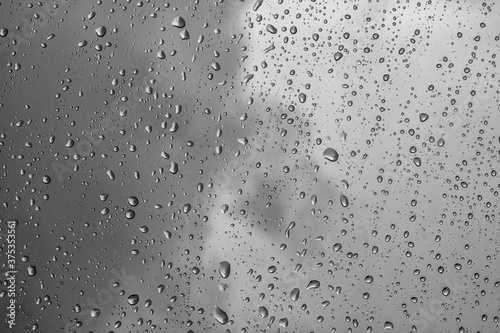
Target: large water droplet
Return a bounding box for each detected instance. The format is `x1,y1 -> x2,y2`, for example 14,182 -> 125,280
171,16 -> 186,28
384,321 -> 394,330
290,288 -> 300,301
27,265 -> 36,276
127,294 -> 139,305
323,148 -> 339,162
306,280 -> 320,290
298,92 -> 307,103
169,162 -> 178,174
333,243 -> 342,252
213,306 -> 228,324
340,194 -> 349,207
266,24 -> 277,34
128,196 -> 139,206
179,30 -> 190,40
95,26 -> 107,37
219,261 -> 231,279
334,52 -> 343,61
90,308 -> 101,318
419,113 -> 429,122
258,306 -> 269,318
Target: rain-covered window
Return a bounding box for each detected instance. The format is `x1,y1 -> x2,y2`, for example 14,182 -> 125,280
1,0 -> 499,332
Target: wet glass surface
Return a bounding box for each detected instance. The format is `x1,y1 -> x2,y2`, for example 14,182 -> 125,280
1,0 -> 500,332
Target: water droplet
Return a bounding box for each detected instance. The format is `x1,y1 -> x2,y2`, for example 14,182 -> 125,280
334,52 -> 343,61
258,306 -> 269,318
340,194 -> 349,207
290,288 -> 300,301
42,175 -> 51,184
384,321 -> 394,330
127,294 -> 139,305
125,209 -> 135,219
179,30 -> 190,40
419,113 -> 429,122
157,50 -> 166,59
128,196 -> 139,206
221,204 -> 229,213
95,26 -> 107,37
364,275 -> 374,283
0,28 -> 8,37
213,306 -> 229,324
333,243 -> 342,252
253,0 -> 263,11
306,280 -> 320,290
90,308 -> 101,318
285,221 -> 296,238
219,261 -> 231,279
413,157 -> 421,167
442,287 -> 450,296
169,162 -> 178,174
243,74 -> 254,84
437,137 -> 445,147
323,148 -> 339,162
298,92 -> 307,103
27,265 -> 36,276
139,226 -> 149,233
171,16 -> 186,28
266,24 -> 277,34
107,170 -> 115,180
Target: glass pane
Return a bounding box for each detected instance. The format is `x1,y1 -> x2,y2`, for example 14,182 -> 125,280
1,0 -> 499,332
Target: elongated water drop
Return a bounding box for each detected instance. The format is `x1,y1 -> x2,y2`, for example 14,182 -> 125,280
290,288 -> 300,301
285,221 -> 296,238
213,306 -> 228,324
